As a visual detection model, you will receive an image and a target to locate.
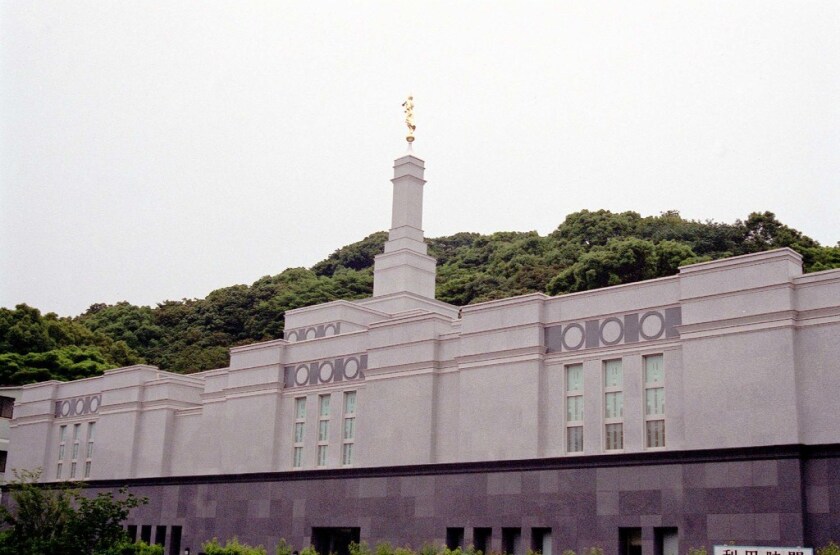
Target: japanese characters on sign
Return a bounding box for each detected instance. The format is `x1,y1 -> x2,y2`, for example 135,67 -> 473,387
714,546 -> 813,555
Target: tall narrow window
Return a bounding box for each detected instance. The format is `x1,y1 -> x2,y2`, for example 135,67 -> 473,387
565,364 -> 584,453
316,394 -> 330,467
342,391 -> 356,466
292,397 -> 306,468
604,359 -> 624,450
0,396 -> 14,419
84,422 -> 95,478
70,423 -> 81,478
57,425 -> 67,479
644,354 -> 665,448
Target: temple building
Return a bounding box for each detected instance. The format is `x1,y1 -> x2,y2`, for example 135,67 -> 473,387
6,135 -> 840,555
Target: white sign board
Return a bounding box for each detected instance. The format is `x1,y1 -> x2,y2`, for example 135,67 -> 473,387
714,546 -> 813,555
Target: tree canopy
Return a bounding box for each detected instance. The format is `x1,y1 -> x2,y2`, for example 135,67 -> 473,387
0,469 -> 150,555
2,210 -> 837,384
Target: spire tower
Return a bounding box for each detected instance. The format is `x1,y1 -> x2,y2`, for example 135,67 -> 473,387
372,98 -> 437,298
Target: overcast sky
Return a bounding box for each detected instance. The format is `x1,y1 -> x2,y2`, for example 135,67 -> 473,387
2,1 -> 839,317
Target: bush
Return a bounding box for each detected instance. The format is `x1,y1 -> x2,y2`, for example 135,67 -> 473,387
0,468 -> 147,555
818,543 -> 840,555
276,538 -> 293,555
105,540 -> 165,555
202,537 -> 268,555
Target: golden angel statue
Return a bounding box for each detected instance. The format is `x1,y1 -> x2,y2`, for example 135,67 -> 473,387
402,95 -> 416,142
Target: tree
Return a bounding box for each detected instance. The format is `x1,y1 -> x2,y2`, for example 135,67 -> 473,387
0,468 -> 147,555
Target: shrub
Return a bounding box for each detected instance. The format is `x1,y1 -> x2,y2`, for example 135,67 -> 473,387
818,543 -> 840,555
687,547 -> 708,555
202,536 -> 268,555
418,543 -> 442,555
105,540 -> 165,555
276,538 -> 293,555
350,541 -> 374,555
0,468 -> 147,555
376,542 -> 396,555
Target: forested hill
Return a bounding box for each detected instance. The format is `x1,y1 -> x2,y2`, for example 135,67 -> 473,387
2,210 -> 838,385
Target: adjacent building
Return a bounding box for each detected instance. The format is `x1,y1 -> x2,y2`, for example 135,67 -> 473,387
6,145 -> 840,555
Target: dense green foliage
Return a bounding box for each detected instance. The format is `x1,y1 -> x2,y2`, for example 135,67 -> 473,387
203,536 -> 268,555
1,210 -> 837,383
0,469 -> 147,555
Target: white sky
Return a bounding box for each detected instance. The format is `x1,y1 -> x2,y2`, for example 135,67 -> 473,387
2,1 -> 839,317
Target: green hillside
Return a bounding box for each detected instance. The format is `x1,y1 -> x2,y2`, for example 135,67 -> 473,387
2,210 -> 838,385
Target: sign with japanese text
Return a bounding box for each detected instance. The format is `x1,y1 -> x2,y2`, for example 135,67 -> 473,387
714,546 -> 813,555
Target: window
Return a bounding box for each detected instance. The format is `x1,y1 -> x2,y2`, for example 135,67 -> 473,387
342,391 -> 356,466
292,397 -> 306,468
71,422 -> 80,478
0,450 -> 7,473
565,364 -> 583,453
84,422 -> 95,478
87,422 -> 96,458
644,354 -> 665,448
604,359 -> 623,450
72,423 -> 81,460
317,394 -> 330,467
57,425 -> 67,479
0,396 -> 14,419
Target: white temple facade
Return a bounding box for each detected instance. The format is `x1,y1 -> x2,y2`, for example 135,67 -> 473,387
6,145 -> 840,555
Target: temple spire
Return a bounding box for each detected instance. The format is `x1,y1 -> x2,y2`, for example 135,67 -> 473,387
371,98 -> 437,298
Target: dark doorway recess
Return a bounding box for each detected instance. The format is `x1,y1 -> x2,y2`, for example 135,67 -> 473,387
169,526 -> 182,555
312,527 -> 361,555
654,527 -> 678,555
473,528 -> 492,554
620,528 -> 642,555
447,528 -> 465,550
502,528 -> 522,555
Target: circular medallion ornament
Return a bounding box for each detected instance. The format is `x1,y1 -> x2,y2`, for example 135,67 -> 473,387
344,358 -> 359,379
600,317 -> 624,345
640,311 -> 665,340
561,323 -> 586,351
295,365 -> 310,386
319,362 -> 334,383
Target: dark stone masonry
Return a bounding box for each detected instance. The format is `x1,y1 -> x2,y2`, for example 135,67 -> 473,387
86,444 -> 839,555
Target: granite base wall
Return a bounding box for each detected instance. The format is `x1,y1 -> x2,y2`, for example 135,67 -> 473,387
77,446 -> 840,554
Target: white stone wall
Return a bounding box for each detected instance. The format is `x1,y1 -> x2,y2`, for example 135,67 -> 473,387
6,248 -> 840,482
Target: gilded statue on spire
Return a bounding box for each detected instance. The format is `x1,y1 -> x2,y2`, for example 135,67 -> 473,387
402,95 -> 416,143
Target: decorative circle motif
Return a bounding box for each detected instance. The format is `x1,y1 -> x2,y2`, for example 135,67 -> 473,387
89,395 -> 100,413
324,324 -> 336,337
600,317 -> 624,345
344,358 -> 359,379
75,398 -> 85,415
319,362 -> 334,383
60,400 -> 71,417
561,323 -> 586,351
305,328 -> 317,340
287,331 -> 298,342
639,311 -> 665,340
295,365 -> 310,386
